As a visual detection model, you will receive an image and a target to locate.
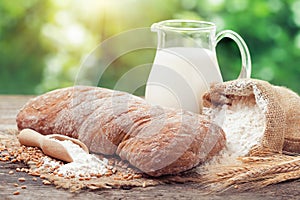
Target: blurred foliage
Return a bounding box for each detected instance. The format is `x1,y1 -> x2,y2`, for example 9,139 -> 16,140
0,0 -> 50,94
0,0 -> 299,95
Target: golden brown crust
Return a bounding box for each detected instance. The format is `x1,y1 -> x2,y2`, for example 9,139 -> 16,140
117,113 -> 226,176
17,86 -> 226,176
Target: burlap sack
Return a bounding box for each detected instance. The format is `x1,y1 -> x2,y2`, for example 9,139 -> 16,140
203,78 -> 300,154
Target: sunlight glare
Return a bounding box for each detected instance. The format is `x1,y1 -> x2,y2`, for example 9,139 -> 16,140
66,24 -> 86,46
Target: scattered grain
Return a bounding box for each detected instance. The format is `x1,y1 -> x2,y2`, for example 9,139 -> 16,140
96,174 -> 102,178
18,177 -> 26,182
27,161 -> 36,165
133,174 -> 142,179
42,180 -> 51,185
113,177 -> 122,180
111,168 -> 117,174
123,174 -> 129,179
40,174 -> 46,179
126,175 -> 133,180
30,171 -> 40,177
21,168 -> 29,173
105,171 -> 112,177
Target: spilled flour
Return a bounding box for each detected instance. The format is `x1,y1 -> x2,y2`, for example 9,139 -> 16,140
203,100 -> 266,166
38,139 -> 108,178
57,140 -> 108,177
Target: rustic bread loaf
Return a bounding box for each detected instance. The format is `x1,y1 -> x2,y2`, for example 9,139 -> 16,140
16,86 -> 226,176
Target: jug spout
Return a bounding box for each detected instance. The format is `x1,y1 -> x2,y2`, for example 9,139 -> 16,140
151,22 -> 166,48
151,23 -> 159,32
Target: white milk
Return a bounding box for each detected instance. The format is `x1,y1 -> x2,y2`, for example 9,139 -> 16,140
145,47 -> 223,113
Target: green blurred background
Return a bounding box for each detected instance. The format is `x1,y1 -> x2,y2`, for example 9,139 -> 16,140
1,0 -> 299,95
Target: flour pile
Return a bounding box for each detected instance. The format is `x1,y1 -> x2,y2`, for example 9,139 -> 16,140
38,139 -> 108,178
203,99 -> 266,166
58,140 -> 108,177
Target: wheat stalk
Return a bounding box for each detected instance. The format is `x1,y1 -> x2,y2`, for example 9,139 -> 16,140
257,169 -> 300,188
221,157 -> 300,184
238,155 -> 293,163
212,166 -> 251,180
203,155 -> 300,192
236,169 -> 300,191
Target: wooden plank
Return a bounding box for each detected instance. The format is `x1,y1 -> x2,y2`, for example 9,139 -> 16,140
0,95 -> 33,130
0,95 -> 299,200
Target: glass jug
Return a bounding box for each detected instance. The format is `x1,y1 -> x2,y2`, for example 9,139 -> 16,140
145,19 -> 251,113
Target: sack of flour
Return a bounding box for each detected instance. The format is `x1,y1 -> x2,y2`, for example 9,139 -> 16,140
202,78 -> 300,155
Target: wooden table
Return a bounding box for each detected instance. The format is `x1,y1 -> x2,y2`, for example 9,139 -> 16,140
0,95 -> 299,200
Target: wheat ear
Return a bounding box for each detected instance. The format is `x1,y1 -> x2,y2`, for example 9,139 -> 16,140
223,157 -> 300,186
257,169 -> 300,188
204,155 -> 300,192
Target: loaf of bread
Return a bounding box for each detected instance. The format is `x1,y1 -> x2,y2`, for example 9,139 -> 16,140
16,86 -> 226,176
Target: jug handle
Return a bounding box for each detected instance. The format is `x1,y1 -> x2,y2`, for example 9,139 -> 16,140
215,30 -> 251,79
